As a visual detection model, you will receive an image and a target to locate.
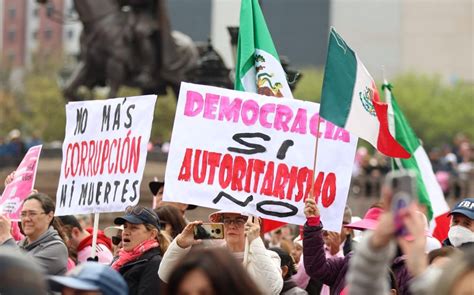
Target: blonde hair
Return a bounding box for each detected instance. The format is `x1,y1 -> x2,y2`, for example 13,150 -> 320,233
144,223 -> 171,255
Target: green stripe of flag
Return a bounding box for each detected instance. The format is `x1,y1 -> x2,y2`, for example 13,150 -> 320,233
235,0 -> 280,92
389,91 -> 433,219
320,28 -> 357,127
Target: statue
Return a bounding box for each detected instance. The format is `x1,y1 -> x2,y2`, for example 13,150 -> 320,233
37,1 -> 299,101
38,0 -> 199,101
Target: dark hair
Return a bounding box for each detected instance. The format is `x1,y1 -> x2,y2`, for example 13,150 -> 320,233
428,246 -> 461,264
269,247 -> 296,280
23,193 -> 66,242
166,248 -> 261,295
155,205 -> 186,239
58,215 -> 83,231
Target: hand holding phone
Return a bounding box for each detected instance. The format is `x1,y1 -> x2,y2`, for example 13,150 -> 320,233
194,223 -> 225,240
385,170 -> 417,236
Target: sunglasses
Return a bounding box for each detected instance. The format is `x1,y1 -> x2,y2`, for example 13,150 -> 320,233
111,236 -> 122,246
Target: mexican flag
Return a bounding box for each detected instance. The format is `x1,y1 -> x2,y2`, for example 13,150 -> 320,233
235,0 -> 293,99
235,0 -> 291,233
385,82 -> 450,241
320,28 -> 409,159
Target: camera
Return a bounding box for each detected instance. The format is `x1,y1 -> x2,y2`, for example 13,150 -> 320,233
194,223 -> 225,240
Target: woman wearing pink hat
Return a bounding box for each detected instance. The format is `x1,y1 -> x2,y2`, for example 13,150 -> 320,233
158,210 -> 283,294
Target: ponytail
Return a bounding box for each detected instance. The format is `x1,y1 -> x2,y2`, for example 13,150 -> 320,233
157,230 -> 171,255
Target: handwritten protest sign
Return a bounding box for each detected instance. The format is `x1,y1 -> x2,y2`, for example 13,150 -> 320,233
164,83 -> 357,231
56,95 -> 157,215
0,145 -> 42,220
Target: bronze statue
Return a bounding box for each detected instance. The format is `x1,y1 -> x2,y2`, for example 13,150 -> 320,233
37,0 -> 298,101
38,0 -> 198,101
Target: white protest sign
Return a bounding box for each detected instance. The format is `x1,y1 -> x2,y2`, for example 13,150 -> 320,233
164,83 -> 357,231
56,95 -> 157,215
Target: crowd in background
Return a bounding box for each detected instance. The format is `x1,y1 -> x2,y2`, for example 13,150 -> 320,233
0,130 -> 473,294
0,129 -> 42,168
0,168 -> 473,295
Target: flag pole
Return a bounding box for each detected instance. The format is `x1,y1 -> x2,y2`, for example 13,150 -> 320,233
152,176 -> 158,209
310,115 -> 322,199
90,213 -> 100,260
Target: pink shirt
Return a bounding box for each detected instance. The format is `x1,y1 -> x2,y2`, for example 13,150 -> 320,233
292,256 -> 311,288
77,244 -> 114,264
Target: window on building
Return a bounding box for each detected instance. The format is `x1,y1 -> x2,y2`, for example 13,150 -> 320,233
8,30 -> 16,42
33,30 -> 38,40
45,28 -> 53,40
33,8 -> 39,17
8,7 -> 16,19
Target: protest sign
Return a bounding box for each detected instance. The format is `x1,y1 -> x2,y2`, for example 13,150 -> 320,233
56,95 -> 156,215
0,145 -> 42,220
164,83 -> 357,231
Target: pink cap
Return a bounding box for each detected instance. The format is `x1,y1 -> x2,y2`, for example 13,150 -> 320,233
344,207 -> 384,231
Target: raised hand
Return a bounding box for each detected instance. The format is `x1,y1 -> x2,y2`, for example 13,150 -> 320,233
398,204 -> 428,277
325,231 -> 342,255
176,220 -> 203,249
0,214 -> 13,244
245,216 -> 261,243
304,197 -> 320,218
4,171 -> 15,187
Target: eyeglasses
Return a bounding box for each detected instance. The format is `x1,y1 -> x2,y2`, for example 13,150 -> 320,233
20,211 -> 46,219
223,218 -> 247,227
111,236 -> 122,246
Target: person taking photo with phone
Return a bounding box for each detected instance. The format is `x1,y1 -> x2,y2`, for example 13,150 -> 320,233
158,210 -> 283,294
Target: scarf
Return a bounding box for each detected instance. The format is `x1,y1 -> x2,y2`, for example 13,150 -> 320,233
111,239 -> 159,271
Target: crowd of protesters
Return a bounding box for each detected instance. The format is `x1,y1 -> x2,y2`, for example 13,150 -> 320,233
0,129 -> 43,168
0,168 -> 473,295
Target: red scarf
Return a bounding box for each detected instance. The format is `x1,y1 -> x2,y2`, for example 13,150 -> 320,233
111,239 -> 159,271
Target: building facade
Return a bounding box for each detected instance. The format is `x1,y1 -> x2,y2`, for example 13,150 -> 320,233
1,0 -> 472,83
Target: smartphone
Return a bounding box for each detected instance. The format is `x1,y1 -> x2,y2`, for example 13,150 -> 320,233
194,223 -> 225,240
385,170 -> 417,235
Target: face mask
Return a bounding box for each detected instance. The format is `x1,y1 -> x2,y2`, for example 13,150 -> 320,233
448,225 -> 474,247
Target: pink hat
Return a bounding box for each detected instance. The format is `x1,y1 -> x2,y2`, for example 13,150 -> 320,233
344,207 -> 384,231
208,210 -> 248,223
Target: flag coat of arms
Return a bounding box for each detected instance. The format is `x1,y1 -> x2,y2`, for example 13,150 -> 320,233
320,28 -> 409,159
234,0 -> 293,232
385,82 -> 450,240
234,0 -> 293,99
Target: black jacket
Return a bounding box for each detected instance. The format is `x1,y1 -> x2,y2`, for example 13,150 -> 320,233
119,247 -> 162,295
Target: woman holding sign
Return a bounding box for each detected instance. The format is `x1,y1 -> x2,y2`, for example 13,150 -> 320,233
0,193 -> 69,275
158,210 -> 283,294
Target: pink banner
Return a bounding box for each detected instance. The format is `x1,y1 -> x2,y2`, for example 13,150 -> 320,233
0,145 -> 42,220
